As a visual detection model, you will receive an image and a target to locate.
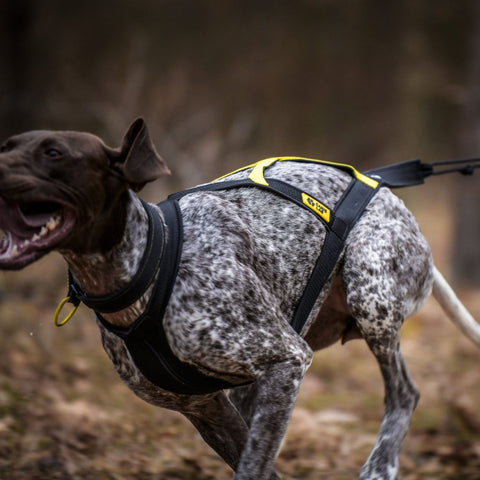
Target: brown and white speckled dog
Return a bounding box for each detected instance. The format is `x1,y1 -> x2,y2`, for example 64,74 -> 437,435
1,119 -> 479,479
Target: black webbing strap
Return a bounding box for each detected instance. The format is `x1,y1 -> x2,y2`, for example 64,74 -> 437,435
96,200 -> 247,395
170,178 -> 334,228
290,179 -> 378,333
68,199 -> 164,313
365,156 -> 480,188
365,159 -> 432,188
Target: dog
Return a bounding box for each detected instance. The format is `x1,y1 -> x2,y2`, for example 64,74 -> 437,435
0,118 -> 479,480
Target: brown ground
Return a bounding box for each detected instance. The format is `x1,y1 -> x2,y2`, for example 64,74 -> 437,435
0,187 -> 479,479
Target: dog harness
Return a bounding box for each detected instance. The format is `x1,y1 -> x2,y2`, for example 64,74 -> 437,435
58,155 -> 480,395
169,157 -> 381,335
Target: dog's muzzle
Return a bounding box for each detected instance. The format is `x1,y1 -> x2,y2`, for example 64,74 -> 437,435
0,197 -> 75,269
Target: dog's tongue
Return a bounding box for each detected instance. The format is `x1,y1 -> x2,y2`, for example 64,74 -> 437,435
0,198 -> 44,238
19,208 -> 53,227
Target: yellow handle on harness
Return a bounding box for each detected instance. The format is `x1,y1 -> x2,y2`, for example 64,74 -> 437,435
247,158 -> 278,186
54,296 -> 79,327
214,156 -> 379,189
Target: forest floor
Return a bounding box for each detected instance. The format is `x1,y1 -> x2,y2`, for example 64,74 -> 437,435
1,256 -> 479,480
0,184 -> 479,479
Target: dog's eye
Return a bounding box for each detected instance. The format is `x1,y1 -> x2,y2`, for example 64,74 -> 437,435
44,148 -> 62,158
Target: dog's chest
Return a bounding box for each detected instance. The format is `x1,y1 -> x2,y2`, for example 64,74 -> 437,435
98,322 -> 139,381
98,322 -> 190,406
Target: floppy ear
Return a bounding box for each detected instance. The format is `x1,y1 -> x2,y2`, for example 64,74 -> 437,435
117,118 -> 170,191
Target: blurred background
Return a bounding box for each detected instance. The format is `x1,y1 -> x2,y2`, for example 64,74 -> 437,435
0,1 -> 479,478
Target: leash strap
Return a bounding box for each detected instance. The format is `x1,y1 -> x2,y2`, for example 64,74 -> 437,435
365,156 -> 480,188
366,159 -> 431,188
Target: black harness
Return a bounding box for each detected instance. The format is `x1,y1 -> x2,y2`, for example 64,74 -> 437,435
61,156 -> 480,395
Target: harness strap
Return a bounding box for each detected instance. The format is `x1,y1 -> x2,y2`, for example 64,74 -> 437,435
170,177 -> 334,226
290,179 -> 378,333
67,199 -> 163,313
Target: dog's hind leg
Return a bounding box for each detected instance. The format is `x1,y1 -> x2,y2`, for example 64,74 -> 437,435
344,267 -> 422,479
344,264 -> 424,480
356,330 -> 419,480
340,188 -> 434,478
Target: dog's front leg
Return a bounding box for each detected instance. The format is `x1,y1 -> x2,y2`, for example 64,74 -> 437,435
183,388 -> 282,480
229,383 -> 258,427
183,391 -> 250,472
234,359 -> 309,480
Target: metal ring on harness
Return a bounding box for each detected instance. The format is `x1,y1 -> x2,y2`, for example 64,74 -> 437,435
54,296 -> 79,327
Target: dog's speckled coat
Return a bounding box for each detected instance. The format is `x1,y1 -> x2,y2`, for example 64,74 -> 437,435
0,120 -> 434,480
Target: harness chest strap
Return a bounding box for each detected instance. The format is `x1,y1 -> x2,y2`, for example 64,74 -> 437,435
65,200 -> 241,395
96,200 -> 244,395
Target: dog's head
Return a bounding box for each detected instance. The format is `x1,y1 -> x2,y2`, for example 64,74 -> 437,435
0,118 -> 169,270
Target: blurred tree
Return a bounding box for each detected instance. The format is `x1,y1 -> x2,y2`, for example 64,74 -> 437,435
453,0 -> 480,287
0,0 -> 34,135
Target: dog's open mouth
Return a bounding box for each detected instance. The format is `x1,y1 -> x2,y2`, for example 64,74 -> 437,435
0,198 -> 76,269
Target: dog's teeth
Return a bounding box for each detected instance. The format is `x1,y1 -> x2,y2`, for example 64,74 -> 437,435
40,226 -> 48,237
46,215 -> 60,231
32,233 -> 40,242
11,245 -> 18,257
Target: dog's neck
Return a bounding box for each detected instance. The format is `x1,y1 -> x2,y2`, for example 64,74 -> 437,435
62,191 -> 153,327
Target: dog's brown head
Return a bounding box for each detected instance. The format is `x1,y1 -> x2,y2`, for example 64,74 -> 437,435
0,118 -> 169,270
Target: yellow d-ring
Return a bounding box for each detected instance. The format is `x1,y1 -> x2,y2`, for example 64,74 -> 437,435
54,297 -> 79,327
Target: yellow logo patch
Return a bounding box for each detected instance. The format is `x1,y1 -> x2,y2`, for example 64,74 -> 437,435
301,193 -> 331,223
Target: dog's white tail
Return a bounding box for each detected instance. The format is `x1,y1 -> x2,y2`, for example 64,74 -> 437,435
432,266 -> 480,347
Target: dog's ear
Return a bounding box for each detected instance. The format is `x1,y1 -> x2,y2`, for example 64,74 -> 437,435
116,118 -> 170,191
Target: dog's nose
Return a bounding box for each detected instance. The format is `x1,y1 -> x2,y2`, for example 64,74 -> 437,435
0,152 -> 24,172
0,154 -> 17,181
0,170 -> 9,186
0,161 -> 5,180
0,151 -> 11,169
